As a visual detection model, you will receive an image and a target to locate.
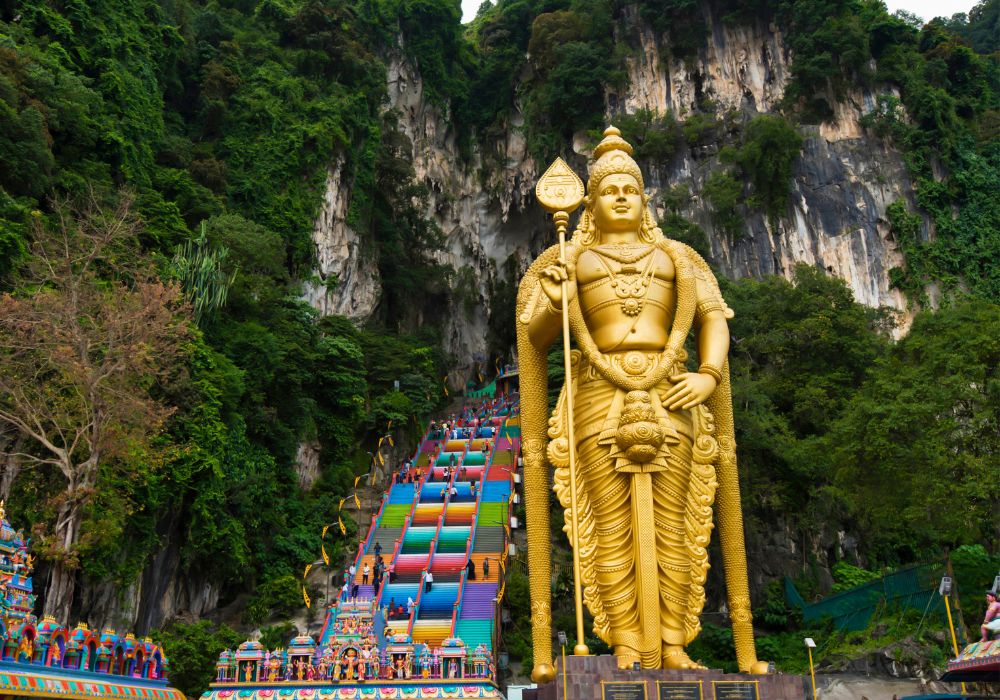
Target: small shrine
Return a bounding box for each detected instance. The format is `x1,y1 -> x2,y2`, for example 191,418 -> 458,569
287,635 -> 318,681
384,632 -> 415,680
234,640 -> 266,682
471,644 -> 492,678
439,637 -> 466,679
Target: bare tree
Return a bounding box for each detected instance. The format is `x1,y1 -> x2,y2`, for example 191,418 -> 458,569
0,191 -> 188,621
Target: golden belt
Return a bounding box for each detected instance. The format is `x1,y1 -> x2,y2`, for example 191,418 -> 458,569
578,350 -> 685,385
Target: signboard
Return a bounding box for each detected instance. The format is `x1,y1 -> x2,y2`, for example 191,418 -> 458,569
656,680 -> 703,700
601,681 -> 647,700
711,681 -> 759,700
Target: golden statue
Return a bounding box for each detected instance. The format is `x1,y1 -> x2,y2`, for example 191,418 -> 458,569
516,127 -> 769,680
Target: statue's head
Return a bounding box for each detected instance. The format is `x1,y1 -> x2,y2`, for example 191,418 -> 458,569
576,126 -> 660,246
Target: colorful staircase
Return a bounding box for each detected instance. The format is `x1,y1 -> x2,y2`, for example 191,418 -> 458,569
317,401 -> 518,668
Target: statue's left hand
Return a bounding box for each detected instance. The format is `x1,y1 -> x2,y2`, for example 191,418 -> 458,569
663,372 -> 717,410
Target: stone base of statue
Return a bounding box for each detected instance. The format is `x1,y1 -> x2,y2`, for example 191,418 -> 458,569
527,655 -> 810,700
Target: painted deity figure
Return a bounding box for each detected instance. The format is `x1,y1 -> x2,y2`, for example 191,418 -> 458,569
517,127 -> 768,678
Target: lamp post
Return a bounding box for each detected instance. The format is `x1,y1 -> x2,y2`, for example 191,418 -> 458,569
804,638 -> 817,700
557,631 -> 568,700
940,576 -> 968,695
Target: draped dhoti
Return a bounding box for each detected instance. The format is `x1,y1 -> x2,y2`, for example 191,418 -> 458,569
549,350 -> 719,667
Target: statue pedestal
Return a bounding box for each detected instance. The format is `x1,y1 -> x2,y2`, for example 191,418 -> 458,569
529,655 -> 809,700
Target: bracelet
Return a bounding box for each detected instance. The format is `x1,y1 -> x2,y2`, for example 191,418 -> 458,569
698,363 -> 723,383
546,299 -> 563,315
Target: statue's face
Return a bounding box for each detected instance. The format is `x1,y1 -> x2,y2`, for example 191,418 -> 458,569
592,173 -> 643,235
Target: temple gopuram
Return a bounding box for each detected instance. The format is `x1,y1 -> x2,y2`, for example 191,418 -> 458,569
0,502 -> 183,700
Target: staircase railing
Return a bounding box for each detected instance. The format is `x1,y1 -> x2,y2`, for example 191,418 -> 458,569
449,568 -> 468,636
374,506 -> 412,611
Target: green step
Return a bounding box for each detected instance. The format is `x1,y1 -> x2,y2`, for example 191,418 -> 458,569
455,620 -> 493,649
477,502 -> 507,526
402,526 -> 436,553
437,527 -> 470,553
380,504 -> 411,527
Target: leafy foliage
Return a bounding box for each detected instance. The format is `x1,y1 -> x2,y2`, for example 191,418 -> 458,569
826,300 -> 1000,557
152,621 -> 240,698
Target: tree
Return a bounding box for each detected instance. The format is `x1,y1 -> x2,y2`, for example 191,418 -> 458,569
827,300 -> 1000,557
0,192 -> 188,621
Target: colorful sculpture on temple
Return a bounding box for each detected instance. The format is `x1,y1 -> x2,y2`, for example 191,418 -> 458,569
0,502 -> 171,682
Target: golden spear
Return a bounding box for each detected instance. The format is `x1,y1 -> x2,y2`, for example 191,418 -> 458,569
535,158 -> 589,657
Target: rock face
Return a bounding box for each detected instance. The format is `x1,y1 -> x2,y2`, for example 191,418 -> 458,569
609,5 -> 913,319
303,4 -> 919,360
76,513 -> 220,634
302,156 -> 382,320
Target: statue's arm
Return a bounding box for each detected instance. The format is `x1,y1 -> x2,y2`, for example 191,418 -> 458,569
665,264 -> 730,409
523,245 -> 575,351
693,270 -> 730,373
526,296 -> 561,350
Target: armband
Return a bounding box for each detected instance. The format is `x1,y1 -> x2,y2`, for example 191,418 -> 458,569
696,299 -> 725,318
697,363 -> 723,384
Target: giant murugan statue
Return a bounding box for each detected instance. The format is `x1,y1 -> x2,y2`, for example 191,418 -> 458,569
517,127 -> 768,681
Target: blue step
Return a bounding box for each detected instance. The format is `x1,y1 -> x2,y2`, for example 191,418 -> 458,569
389,484 -> 416,504
482,482 -> 510,501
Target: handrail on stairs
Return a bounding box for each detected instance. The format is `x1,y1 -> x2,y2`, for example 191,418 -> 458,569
450,568 -> 468,637
375,508 -> 412,611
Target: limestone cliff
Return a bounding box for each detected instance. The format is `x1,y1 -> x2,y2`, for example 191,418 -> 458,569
306,3 -> 919,369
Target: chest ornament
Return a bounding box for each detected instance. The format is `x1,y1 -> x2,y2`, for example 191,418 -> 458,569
593,245 -> 657,317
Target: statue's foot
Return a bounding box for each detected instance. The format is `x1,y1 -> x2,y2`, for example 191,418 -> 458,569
662,645 -> 706,670
615,646 -> 641,670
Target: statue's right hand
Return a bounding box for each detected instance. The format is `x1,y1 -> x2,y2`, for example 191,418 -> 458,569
539,261 -> 576,309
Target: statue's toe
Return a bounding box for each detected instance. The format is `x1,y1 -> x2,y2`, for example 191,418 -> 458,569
615,646 -> 641,670
662,646 -> 701,670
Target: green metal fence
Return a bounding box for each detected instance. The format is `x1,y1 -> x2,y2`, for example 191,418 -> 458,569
785,561 -> 948,631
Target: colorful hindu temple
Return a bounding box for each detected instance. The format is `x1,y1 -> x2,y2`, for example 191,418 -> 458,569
203,399 -> 520,700
0,502 -> 183,700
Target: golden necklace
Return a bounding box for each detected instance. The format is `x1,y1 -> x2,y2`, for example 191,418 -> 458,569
593,243 -> 654,264
594,248 -> 657,317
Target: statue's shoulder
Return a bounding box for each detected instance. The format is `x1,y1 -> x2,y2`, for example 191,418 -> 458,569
521,244 -> 564,280
660,239 -> 734,317
659,239 -> 716,281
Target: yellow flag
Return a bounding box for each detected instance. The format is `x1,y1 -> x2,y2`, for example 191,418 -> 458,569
387,435 -> 394,447
354,493 -> 361,510
304,563 -> 312,579
322,544 -> 330,566
378,452 -> 385,466
322,524 -> 330,539
303,587 -> 311,608
442,375 -> 449,397
496,560 -> 507,602
338,516 -> 347,535
354,475 -> 363,488
338,497 -> 346,512
378,437 -> 385,450
495,357 -> 501,375
387,419 -> 393,430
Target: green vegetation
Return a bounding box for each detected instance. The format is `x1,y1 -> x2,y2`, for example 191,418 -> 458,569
152,621 -> 240,698
0,0 -> 449,631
